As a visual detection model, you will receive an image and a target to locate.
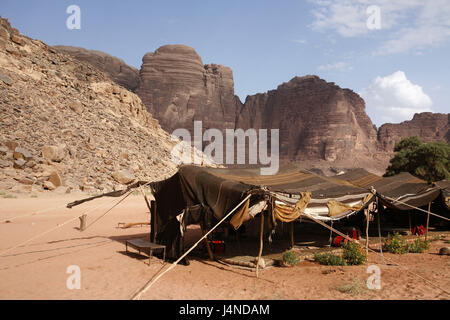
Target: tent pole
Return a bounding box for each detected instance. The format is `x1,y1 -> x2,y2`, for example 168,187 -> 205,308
150,201 -> 157,242
328,221 -> 333,246
376,197 -> 386,265
408,212 -> 412,234
139,186 -> 153,241
290,222 -> 294,249
365,209 -> 369,257
425,202 -> 431,241
256,211 -> 264,278
201,224 -> 215,261
79,214 -> 87,231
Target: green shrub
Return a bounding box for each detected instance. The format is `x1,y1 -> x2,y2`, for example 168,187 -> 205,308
407,238 -> 430,253
343,241 -> 367,265
384,232 -> 408,254
314,252 -> 347,266
282,250 -> 300,266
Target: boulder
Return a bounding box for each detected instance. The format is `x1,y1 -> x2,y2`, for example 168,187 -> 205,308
0,160 -> 11,168
43,180 -> 56,190
19,177 -> 34,185
69,100 -> 84,114
13,147 -> 32,161
13,159 -> 26,169
11,34 -> 23,45
0,146 -> 8,155
48,171 -> 63,187
439,247 -> 450,256
0,73 -> 12,85
111,169 -> 135,185
41,145 -> 66,162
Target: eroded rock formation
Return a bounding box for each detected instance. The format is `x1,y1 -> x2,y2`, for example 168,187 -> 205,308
40,41 -> 449,174
377,112 -> 449,151
135,44 -> 241,134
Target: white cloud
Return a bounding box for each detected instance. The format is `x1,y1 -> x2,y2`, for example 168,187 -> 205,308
317,61 -> 352,71
309,0 -> 450,54
291,39 -> 308,44
360,71 -> 433,126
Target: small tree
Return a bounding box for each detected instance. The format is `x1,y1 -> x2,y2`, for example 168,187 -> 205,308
384,137 -> 450,183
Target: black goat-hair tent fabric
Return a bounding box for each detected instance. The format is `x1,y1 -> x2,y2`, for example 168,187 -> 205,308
435,180 -> 450,211
148,165 -> 261,261
148,165 -> 373,260
333,169 -> 442,211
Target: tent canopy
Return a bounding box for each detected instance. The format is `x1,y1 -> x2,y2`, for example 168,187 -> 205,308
148,165 -> 374,259
333,168 -> 442,211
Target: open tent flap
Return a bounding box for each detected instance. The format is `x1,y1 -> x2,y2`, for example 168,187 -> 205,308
333,169 -> 443,211
271,191 -> 373,222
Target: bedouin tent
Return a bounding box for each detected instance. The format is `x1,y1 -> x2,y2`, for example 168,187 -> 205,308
146,165 -> 374,261
332,168 -> 442,211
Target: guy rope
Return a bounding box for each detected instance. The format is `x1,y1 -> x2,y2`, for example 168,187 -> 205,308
130,193 -> 252,300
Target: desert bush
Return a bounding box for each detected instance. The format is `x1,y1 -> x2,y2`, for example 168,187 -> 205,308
431,235 -> 441,242
342,241 -> 367,265
337,279 -> 367,296
314,252 -> 347,266
2,194 -> 17,199
407,238 -> 430,253
282,250 -> 300,266
384,232 -> 408,254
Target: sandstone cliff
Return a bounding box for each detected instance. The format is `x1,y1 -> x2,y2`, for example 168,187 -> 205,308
377,112 -> 449,151
237,76 -> 379,163
135,44 -> 241,134
48,42 -> 449,175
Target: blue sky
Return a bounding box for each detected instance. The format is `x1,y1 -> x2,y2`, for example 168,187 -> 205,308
1,0 -> 449,126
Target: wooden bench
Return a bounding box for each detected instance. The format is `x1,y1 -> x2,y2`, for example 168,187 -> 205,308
125,239 -> 166,266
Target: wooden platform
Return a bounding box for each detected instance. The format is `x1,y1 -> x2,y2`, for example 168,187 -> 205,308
125,239 -> 166,266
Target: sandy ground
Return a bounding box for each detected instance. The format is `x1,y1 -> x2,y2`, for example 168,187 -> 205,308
0,193 -> 449,300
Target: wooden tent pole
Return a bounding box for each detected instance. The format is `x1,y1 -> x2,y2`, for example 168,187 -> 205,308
256,211 -> 264,278
408,212 -> 412,234
290,222 -> 294,248
425,202 -> 431,241
365,209 -> 369,257
201,224 -> 215,261
79,214 -> 87,231
139,186 -> 153,241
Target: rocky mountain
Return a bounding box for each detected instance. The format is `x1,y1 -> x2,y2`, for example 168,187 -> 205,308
237,76 -> 379,163
135,44 -> 241,134
377,112 -> 449,151
0,17 -> 213,195
54,43 -> 448,175
53,45 -> 139,91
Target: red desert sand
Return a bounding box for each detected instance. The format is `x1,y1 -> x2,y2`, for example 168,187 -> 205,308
0,193 -> 449,300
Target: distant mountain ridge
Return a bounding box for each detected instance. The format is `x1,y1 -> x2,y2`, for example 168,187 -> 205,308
55,44 -> 449,174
